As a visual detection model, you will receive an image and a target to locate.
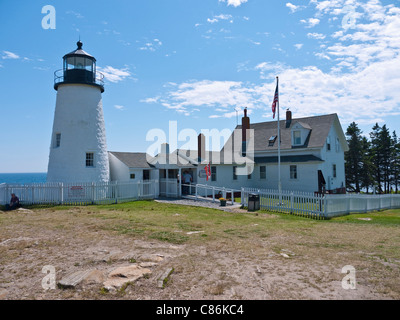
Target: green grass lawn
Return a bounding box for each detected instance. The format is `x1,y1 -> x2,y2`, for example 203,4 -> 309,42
71,201 -> 400,244
1,200 -> 400,299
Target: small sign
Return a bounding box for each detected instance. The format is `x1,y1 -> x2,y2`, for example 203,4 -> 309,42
198,169 -> 207,178
68,186 -> 85,198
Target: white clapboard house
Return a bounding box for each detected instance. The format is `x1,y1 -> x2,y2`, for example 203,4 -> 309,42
108,110 -> 348,196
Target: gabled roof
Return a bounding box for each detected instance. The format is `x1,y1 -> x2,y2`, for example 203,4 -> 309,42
224,113 -> 339,152
149,150 -> 197,168
295,121 -> 312,130
109,152 -> 154,169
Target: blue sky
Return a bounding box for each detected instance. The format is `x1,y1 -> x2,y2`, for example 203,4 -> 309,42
1,0 -> 399,173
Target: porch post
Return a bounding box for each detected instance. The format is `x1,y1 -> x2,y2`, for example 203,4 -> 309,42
166,169 -> 169,197
179,168 -> 182,198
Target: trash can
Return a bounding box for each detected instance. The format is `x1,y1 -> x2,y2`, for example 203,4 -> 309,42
248,194 -> 260,212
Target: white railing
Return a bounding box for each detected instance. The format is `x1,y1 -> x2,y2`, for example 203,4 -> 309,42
0,180 -> 158,206
182,183 -> 237,205
242,187 -> 400,219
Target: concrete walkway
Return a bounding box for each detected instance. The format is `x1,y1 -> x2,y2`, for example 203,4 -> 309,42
154,196 -> 243,212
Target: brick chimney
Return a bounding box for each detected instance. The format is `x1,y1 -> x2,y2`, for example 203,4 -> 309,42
198,133 -> 205,163
286,109 -> 292,128
242,108 -> 250,156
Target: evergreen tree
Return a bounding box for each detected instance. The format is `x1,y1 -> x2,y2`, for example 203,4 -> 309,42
345,122 -> 363,192
370,124 -> 383,193
370,124 -> 392,193
360,136 -> 374,193
380,125 -> 392,193
391,131 -> 400,193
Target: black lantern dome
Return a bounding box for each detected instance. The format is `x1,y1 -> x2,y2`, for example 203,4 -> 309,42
54,41 -> 104,93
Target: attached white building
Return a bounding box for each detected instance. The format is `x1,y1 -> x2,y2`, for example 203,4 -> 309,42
109,110 -> 348,195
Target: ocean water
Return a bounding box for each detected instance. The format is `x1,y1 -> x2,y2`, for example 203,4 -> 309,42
0,173 -> 47,184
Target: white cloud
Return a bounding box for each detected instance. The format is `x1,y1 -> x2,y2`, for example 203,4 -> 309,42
219,0 -> 248,7
114,105 -> 125,111
97,66 -> 131,83
307,32 -> 326,39
143,80 -> 262,116
294,43 -> 304,50
286,3 -> 300,13
144,0 -> 400,125
207,14 -> 233,24
300,18 -> 320,28
2,51 -> 19,59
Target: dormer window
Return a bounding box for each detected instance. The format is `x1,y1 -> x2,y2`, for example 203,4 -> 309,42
291,121 -> 311,147
268,135 -> 277,147
293,131 -> 301,145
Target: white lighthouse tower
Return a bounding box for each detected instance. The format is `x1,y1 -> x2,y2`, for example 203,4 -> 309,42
47,41 -> 110,183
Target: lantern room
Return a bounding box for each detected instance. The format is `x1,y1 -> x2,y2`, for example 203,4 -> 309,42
54,41 -> 104,93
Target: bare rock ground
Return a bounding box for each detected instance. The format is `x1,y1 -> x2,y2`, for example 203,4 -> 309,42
0,206 -> 398,300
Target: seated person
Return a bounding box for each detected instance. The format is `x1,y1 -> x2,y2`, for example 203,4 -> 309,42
5,193 -> 20,211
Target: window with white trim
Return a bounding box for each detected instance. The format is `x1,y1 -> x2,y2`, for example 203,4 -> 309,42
86,152 -> 94,167
260,166 -> 266,180
211,166 -> 217,182
293,131 -> 301,145
290,165 -> 297,180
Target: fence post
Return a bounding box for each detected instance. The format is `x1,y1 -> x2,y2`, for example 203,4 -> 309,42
241,188 -> 244,206
60,183 -> 64,204
290,192 -> 294,214
212,187 -> 215,203
115,181 -> 118,204
195,184 -> 198,200
91,182 -> 95,205
346,195 -> 350,214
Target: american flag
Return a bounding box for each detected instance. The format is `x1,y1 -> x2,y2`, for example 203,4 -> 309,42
205,164 -> 211,181
272,80 -> 279,119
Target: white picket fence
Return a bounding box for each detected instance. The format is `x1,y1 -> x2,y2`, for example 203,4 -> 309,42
242,187 -> 400,219
0,180 -> 158,206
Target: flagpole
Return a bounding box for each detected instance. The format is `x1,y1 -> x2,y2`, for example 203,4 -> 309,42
277,76 -> 282,204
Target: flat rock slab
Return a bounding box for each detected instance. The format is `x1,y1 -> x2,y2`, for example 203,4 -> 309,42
58,270 -> 96,289
16,208 -> 34,214
138,253 -> 164,263
84,270 -> 106,284
158,268 -> 174,288
104,265 -> 151,290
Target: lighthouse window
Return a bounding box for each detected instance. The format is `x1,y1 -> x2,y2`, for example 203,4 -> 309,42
86,153 -> 94,167
66,57 -> 75,70
55,133 -> 61,148
75,57 -> 85,69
